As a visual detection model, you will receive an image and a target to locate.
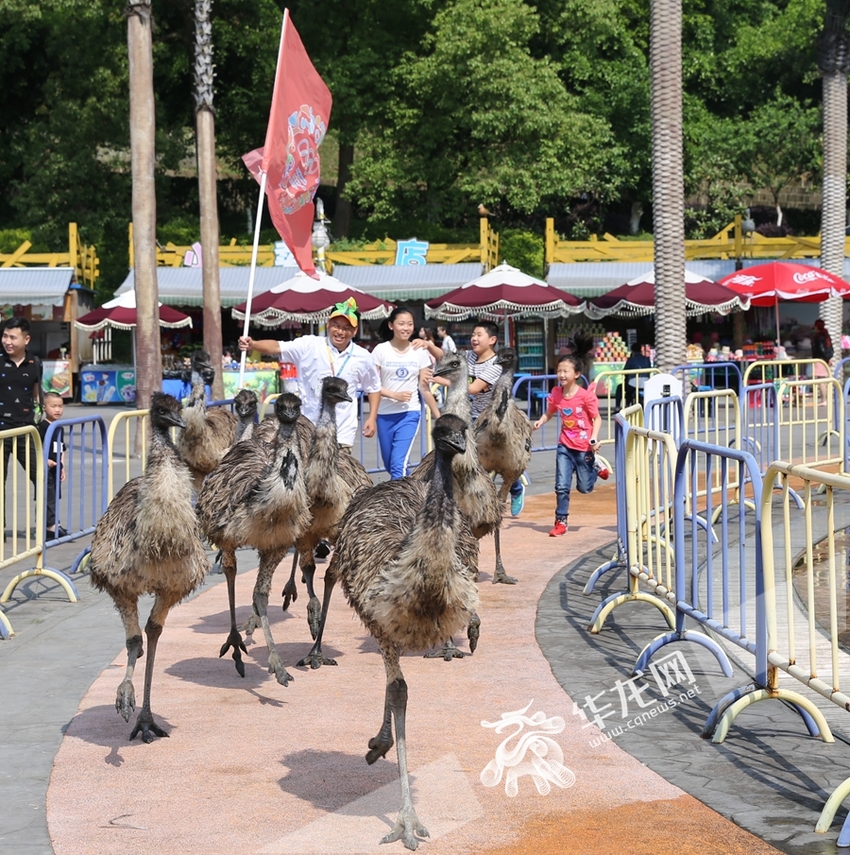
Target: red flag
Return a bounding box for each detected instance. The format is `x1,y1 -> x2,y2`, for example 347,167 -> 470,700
242,12 -> 332,278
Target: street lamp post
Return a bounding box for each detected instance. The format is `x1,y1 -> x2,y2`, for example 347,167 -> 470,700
311,198 -> 331,274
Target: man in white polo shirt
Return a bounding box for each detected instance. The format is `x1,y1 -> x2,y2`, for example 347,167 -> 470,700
238,297 -> 380,448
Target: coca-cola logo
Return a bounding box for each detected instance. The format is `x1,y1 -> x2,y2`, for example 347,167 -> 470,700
792,270 -> 831,284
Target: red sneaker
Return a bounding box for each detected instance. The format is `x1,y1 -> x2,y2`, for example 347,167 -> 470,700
596,464 -> 610,480
549,520 -> 568,537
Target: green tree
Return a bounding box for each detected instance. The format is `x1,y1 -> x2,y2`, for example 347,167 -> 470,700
346,0 -> 616,230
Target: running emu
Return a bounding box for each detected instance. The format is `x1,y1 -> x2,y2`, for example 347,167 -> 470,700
285,376 -> 372,669
197,393 -> 311,685
412,351 -> 507,585
330,414 -> 479,850
474,348 -> 532,584
89,393 -> 210,742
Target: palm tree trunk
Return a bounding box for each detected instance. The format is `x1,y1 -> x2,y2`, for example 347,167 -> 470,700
194,0 -> 224,399
649,0 -> 687,372
818,2 -> 850,360
127,1 -> 161,410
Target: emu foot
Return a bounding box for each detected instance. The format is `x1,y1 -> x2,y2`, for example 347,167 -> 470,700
492,566 -> 517,585
267,650 -> 294,687
219,628 -> 247,678
366,732 -> 393,765
242,612 -> 261,636
281,576 -> 298,611
467,613 -> 481,654
115,679 -> 136,722
297,647 -> 338,669
129,710 -> 168,743
381,806 -> 429,851
424,639 -> 465,660
307,595 -> 321,640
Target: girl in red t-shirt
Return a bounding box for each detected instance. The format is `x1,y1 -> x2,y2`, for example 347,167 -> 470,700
533,354 -> 603,536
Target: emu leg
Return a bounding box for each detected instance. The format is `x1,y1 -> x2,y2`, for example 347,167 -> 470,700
467,610 -> 481,653
492,526 -> 517,585
366,682 -> 394,764
380,666 -> 429,850
129,597 -> 169,743
114,597 -> 143,722
297,564 -> 338,669
299,552 -> 322,641
254,549 -> 294,686
218,546 -> 247,677
281,551 -> 299,611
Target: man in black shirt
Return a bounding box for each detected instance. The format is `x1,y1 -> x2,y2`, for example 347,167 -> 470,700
0,317 -> 43,536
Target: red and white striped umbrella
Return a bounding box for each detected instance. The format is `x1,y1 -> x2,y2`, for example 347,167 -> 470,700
75,290 -> 192,332
231,270 -> 393,327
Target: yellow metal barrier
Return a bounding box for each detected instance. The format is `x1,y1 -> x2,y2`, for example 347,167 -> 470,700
593,368 -> 659,465
589,423 -> 676,633
712,462 -> 840,758
741,358 -> 829,388
0,427 -> 78,635
774,377 -> 845,472
107,409 -> 150,500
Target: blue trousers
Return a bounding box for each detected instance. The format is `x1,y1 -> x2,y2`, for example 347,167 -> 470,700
555,444 -> 597,520
377,411 -> 421,479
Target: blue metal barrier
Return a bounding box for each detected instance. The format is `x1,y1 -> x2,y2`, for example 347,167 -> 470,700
41,415 -> 108,574
633,439 -> 763,681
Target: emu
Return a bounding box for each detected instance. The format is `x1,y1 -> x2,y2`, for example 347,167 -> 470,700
474,347 -> 532,584
89,393 -> 210,742
197,393 -> 311,685
285,376 -> 372,669
331,414 -> 478,850
176,350 -> 237,492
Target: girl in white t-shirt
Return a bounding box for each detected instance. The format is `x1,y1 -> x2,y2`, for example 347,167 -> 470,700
372,308 -> 432,478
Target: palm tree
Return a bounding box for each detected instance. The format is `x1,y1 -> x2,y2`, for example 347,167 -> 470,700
194,0 -> 224,400
649,0 -> 687,372
818,0 -> 850,359
127,1 -> 161,410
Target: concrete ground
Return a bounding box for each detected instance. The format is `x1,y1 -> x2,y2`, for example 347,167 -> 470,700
1,404 -> 849,854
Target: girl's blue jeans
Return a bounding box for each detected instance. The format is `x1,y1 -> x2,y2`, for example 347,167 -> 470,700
555,444 -> 597,520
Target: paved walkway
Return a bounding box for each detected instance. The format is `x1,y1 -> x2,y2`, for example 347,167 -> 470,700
2,452 -> 850,853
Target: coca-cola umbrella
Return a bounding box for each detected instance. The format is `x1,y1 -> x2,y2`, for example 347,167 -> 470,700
424,262 -> 584,353
231,270 -> 393,326
585,269 -> 750,319
717,261 -> 850,342
75,289 -> 193,332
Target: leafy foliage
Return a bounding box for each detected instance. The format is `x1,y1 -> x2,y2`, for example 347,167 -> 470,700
0,0 -> 836,296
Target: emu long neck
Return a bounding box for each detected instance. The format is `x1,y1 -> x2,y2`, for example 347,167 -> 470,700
269,419 -> 300,488
415,449 -> 458,549
444,366 -> 472,421
491,369 -> 515,424
306,399 -> 339,499
234,416 -> 254,443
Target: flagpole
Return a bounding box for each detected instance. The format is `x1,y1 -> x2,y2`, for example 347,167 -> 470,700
239,170 -> 268,387
239,9 -> 289,388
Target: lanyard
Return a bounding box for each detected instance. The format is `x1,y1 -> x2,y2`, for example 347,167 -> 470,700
327,342 -> 354,378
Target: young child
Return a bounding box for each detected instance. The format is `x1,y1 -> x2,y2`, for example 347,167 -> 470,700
533,354 -> 606,536
37,391 -> 67,539
466,321 -> 526,514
